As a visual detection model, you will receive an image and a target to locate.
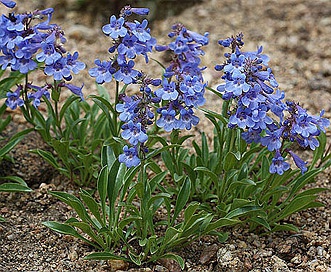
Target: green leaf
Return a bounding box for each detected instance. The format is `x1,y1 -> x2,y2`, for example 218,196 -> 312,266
80,189 -> 104,227
161,253 -> 185,270
129,252 -> 142,266
42,221 -> 98,247
310,132 -> 326,168
30,149 -> 69,175
97,165 -> 108,215
223,152 -> 239,171
163,227 -> 181,245
59,95 -> 81,122
184,202 -> 200,222
0,176 -> 32,192
0,175 -> 28,186
225,205 -> 263,219
249,216 -> 271,231
172,178 -> 191,224
146,144 -> 180,160
194,166 -> 218,182
271,223 -> 299,233
275,195 -> 318,222
287,168 -> 322,200
101,144 -> 116,168
84,251 -> 127,261
0,128 -> 33,158
0,182 -> 32,192
50,191 -> 92,224
162,151 -> 175,176
200,107 -> 228,125
203,218 -> 239,233
69,221 -> 105,248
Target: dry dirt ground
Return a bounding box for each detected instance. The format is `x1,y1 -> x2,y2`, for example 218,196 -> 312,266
0,0 -> 331,271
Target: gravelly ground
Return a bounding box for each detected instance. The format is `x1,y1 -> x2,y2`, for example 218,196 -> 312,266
0,0 -> 330,271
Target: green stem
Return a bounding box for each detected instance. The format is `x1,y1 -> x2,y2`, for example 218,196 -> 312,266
114,81 -> 120,135
22,74 -> 32,122
54,82 -> 63,138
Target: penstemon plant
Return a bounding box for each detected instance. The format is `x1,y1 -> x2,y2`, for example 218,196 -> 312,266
1,0 -> 330,269
44,145 -> 238,267
0,2 -> 112,185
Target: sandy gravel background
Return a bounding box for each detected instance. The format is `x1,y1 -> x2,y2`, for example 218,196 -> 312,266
0,0 -> 330,271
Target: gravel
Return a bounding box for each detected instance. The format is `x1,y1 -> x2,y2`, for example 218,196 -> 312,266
0,0 -> 330,271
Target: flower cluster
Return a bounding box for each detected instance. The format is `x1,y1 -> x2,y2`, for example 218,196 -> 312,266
92,7 -> 209,167
1,4 -> 85,109
88,6 -> 156,85
216,33 -> 330,174
89,6 -> 159,167
155,23 -> 208,132
117,22 -> 208,167
117,76 -> 161,167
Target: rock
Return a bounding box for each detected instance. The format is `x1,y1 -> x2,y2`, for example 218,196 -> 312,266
108,259 -> 129,271
199,243 -> 218,264
7,234 -> 15,240
154,265 -> 169,272
68,250 -> 78,261
271,255 -> 290,272
217,247 -> 233,263
158,257 -> 182,272
316,246 -> 324,257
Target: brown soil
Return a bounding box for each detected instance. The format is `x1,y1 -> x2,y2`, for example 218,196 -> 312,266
0,0 -> 330,271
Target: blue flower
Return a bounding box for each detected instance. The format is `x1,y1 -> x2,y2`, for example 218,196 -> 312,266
102,15 -> 127,39
156,108 -> 178,132
11,58 -> 37,74
0,0 -> 16,8
36,33 -> 62,65
179,75 -> 206,107
241,128 -> 262,144
5,86 -> 24,110
118,145 -> 140,167
288,150 -> 307,174
260,128 -> 283,151
229,107 -> 255,129
169,36 -> 189,54
121,120 -> 148,145
225,69 -> 250,96
89,59 -> 115,84
44,57 -> 71,81
304,135 -> 320,150
186,29 -> 209,46
250,105 -> 273,130
155,80 -> 178,101
62,83 -> 84,101
243,46 -> 270,66
177,108 -> 199,130
113,60 -> 139,84
43,52 -> 84,81
269,151 -> 290,175
240,83 -> 266,110
0,49 -> 17,70
127,19 -> 151,42
312,110 -> 330,133
116,95 -> 140,122
267,90 -> 286,121
27,85 -> 50,108
65,52 -> 86,74
121,6 -> 149,17
292,112 -> 318,138
223,52 -> 245,73
117,35 -> 140,59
